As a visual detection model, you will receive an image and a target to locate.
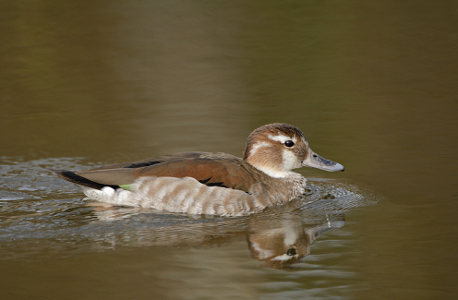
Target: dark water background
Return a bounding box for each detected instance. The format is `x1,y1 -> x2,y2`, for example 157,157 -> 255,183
1,1 -> 457,299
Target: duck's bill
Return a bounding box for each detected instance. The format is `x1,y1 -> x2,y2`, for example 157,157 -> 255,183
302,151 -> 344,172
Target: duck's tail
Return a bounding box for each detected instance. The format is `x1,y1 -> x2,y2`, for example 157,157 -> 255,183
54,170 -> 119,190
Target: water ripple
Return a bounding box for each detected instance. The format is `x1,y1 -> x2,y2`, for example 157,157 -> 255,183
0,157 -> 376,269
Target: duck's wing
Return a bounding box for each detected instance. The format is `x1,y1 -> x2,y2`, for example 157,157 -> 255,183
87,152 -> 205,170
55,152 -> 258,194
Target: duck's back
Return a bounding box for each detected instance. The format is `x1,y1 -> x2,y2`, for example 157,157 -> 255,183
57,152 -> 271,216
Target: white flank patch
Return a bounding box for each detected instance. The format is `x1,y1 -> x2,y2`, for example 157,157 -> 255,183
82,187 -> 139,207
268,134 -> 297,144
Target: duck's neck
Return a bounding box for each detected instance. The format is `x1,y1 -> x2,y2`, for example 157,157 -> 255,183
243,159 -> 306,205
245,157 -> 290,178
262,172 -> 307,205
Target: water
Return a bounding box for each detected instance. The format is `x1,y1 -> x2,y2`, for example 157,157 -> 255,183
0,156 -> 369,257
1,157 -> 372,299
1,0 -> 457,299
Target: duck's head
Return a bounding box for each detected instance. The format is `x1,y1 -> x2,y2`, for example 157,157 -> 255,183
243,123 -> 344,178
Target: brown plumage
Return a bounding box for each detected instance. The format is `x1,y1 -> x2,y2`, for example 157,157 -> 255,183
56,123 -> 344,216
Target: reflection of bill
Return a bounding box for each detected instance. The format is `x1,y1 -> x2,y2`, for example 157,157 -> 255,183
247,212 -> 344,268
90,202 -> 345,269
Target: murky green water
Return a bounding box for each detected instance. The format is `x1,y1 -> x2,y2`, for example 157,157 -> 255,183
1,1 -> 457,299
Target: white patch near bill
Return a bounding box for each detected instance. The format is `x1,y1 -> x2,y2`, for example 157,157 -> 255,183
250,149 -> 300,178
282,149 -> 301,170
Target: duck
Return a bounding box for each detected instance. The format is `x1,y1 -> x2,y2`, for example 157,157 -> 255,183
56,123 -> 344,216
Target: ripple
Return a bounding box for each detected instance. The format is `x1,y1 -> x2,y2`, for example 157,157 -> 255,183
0,157 -> 376,266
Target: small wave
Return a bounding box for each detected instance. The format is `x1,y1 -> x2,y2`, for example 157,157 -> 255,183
0,157 -> 377,267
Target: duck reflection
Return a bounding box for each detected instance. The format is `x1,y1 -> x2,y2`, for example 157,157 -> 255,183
247,210 -> 344,268
90,200 -> 345,268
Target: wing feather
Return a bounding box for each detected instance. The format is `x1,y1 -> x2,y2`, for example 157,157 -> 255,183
58,152 -> 259,194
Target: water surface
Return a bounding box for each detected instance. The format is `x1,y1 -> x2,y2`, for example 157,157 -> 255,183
1,0 -> 457,299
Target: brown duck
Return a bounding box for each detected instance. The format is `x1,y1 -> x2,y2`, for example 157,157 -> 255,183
56,123 -> 344,216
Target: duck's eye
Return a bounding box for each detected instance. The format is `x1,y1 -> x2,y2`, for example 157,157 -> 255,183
286,248 -> 297,256
284,140 -> 295,147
